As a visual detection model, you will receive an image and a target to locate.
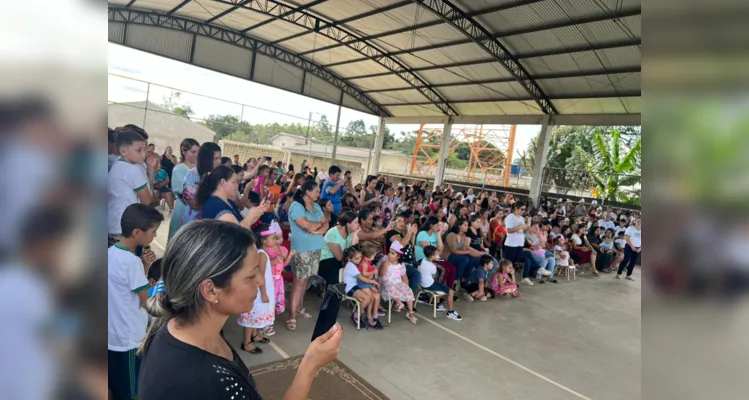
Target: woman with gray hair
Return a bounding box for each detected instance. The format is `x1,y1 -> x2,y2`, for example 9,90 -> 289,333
137,220 -> 343,400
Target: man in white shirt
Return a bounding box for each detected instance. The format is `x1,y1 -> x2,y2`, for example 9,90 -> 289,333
617,218 -> 642,280
598,213 -> 616,232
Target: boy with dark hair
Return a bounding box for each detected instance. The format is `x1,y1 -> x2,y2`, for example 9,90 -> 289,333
322,165 -> 344,216
464,254 -> 494,302
108,203 -> 163,400
419,245 -> 462,321
108,130 -> 159,247
147,258 -> 163,297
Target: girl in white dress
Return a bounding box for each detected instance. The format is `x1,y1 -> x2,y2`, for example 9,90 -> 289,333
238,224 -> 276,354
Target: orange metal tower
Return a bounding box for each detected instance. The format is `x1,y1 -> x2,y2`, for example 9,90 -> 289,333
409,124 -> 516,186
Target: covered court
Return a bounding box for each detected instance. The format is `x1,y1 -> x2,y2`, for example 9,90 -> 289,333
110,0 -> 641,398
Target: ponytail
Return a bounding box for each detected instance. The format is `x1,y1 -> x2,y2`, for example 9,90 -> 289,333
197,166 -> 234,206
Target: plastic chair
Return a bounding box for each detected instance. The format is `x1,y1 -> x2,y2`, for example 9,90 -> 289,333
414,286 -> 447,319
338,269 -> 362,331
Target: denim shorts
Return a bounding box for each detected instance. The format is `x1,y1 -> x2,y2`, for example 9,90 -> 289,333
425,282 -> 451,293
347,286 -> 361,297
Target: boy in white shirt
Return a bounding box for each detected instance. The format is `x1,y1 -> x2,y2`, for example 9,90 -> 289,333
419,246 -> 462,321
108,129 -> 159,247
108,203 -> 164,400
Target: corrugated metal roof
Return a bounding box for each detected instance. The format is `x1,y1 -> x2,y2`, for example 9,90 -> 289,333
109,0 -> 641,119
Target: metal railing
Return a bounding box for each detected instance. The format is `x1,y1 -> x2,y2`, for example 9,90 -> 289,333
541,166 -> 641,204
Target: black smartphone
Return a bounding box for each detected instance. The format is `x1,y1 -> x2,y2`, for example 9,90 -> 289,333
311,286 -> 342,342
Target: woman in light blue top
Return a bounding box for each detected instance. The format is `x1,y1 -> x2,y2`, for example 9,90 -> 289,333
286,180 -> 327,331
168,139 -> 198,240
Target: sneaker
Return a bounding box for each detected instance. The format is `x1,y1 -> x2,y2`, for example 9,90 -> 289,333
351,313 -> 363,328
377,308 -> 387,317
625,276 -> 635,281
436,303 -> 447,312
521,277 -> 534,286
615,275 -> 622,279
371,318 -> 384,329
479,295 -> 487,302
446,310 -> 463,321
464,293 -> 474,302
539,268 -> 552,277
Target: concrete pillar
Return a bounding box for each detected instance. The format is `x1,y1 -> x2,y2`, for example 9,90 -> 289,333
434,117 -> 453,190
528,114 -> 553,204
368,116 -> 386,175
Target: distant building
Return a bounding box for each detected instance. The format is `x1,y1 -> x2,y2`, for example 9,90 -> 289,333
108,101 -> 216,155
270,133 -> 307,148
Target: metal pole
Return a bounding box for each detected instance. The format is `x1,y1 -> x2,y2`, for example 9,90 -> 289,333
331,103 -> 342,164
142,83 -> 151,129
305,112 -> 311,145
238,105 -> 245,142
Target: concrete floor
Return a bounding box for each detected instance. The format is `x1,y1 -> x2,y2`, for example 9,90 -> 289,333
152,214 -> 641,400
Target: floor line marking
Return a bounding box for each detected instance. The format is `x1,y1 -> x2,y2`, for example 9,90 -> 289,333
420,317 -> 593,400
268,341 -> 290,359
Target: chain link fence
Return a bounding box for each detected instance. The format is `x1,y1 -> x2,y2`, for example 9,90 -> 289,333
541,166 -> 641,204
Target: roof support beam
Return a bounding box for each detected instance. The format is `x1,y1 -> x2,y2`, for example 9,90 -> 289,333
125,0 -> 137,7
212,0 -> 456,115
361,66 -> 641,92
205,0 -> 252,24
107,6 -> 388,117
515,38 -> 641,59
167,0 -> 191,15
300,0 -> 544,56
322,6 -> 641,67
272,0 -> 413,45
241,0 -> 327,33
382,114 -> 641,126
378,91 -> 640,106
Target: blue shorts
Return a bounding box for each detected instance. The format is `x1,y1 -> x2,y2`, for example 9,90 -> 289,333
347,286 -> 361,297
425,282 -> 450,293
357,282 -> 374,290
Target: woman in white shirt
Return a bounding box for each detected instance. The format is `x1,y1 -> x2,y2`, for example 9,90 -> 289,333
617,218 -> 642,281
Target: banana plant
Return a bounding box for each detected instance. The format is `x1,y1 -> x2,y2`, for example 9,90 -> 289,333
575,128 -> 641,203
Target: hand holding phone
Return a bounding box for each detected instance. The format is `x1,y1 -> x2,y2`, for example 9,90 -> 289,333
311,287 -> 342,342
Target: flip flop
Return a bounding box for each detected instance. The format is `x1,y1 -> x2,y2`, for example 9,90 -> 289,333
285,319 -> 297,331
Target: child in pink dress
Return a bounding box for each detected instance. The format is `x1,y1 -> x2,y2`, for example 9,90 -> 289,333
265,222 -> 295,322
490,259 -> 520,297
380,242 -> 417,324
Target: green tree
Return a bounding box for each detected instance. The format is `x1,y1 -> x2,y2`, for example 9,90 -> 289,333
161,91 -> 194,119
574,128 -> 642,203
518,126 -> 596,193
201,114 -> 250,142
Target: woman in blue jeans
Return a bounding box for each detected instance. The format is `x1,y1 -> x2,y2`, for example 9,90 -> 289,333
442,218 -> 482,280
522,224 -> 555,285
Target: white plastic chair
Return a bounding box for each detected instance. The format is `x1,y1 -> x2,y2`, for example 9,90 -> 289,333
337,269 -> 362,331
414,286 -> 448,319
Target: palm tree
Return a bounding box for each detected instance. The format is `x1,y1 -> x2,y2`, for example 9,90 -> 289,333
575,128 -> 641,203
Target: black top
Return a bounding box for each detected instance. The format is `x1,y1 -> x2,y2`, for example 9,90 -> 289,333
288,163 -> 294,172
139,326 -> 262,400
161,155 -> 175,188
386,229 -> 415,263
466,228 -> 483,251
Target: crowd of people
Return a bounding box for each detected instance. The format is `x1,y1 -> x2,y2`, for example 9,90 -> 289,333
107,125 -> 642,399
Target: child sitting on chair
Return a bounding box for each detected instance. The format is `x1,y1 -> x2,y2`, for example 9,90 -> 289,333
419,245 -> 462,321
357,245 -> 379,293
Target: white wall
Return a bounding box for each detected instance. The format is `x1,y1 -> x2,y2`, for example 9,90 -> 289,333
272,136 -> 305,148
